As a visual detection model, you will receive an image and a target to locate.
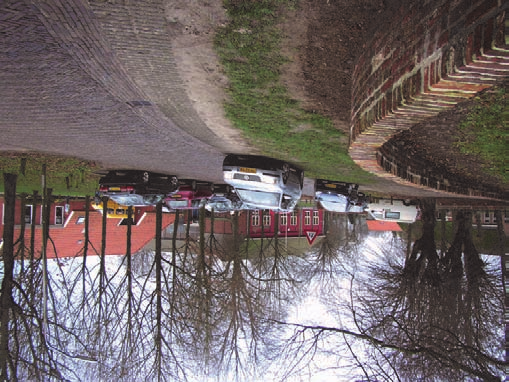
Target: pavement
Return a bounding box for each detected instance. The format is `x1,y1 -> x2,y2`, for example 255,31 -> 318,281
0,0 -> 231,182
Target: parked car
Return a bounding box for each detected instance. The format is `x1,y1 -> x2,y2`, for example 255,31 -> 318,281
222,154 -> 304,212
205,184 -> 243,213
165,179 -> 214,211
98,170 -> 178,206
315,179 -> 367,213
91,198 -> 130,219
365,198 -> 420,223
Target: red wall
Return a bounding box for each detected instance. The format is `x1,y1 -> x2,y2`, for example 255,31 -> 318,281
350,0 -> 508,141
206,208 -> 324,238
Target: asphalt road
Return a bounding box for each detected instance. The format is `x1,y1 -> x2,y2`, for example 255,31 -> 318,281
0,0 -> 231,183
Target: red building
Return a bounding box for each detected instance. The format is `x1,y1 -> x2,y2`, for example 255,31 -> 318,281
206,207 -> 324,239
0,197 -> 174,259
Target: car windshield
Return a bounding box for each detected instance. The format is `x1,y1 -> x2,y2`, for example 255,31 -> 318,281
206,201 -> 231,212
236,189 -> 280,207
317,193 -> 348,203
109,194 -> 163,206
317,193 -> 348,212
167,200 -> 189,209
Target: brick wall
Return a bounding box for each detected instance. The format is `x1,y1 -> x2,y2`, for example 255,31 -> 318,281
350,0 -> 508,142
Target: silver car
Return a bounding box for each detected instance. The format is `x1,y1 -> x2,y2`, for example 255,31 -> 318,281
315,179 -> 367,213
222,154 -> 304,212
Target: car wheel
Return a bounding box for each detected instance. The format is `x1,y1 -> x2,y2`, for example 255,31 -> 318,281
210,182 -> 215,192
282,163 -> 290,184
191,180 -> 197,192
299,171 -> 304,188
142,171 -> 149,183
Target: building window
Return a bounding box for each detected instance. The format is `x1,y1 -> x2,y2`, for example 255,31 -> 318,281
76,216 -> 85,224
484,212 -> 491,224
263,211 -> 271,227
290,212 -> 298,226
55,206 -> 64,225
25,205 -> 33,224
386,211 -> 401,219
313,211 -> 319,225
504,211 -> 509,224
280,214 -> 287,226
251,211 -> 260,226
304,210 -> 311,226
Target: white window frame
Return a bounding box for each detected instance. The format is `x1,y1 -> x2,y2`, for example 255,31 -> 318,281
290,212 -> 298,226
304,211 -> 311,226
313,210 -> 319,225
55,206 -> 64,225
262,211 -> 271,227
25,205 -> 33,224
251,211 -> 260,227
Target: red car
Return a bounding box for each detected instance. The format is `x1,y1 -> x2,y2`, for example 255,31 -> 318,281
165,180 -> 214,211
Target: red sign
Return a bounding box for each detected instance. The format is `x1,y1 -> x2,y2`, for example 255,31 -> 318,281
305,231 -> 318,245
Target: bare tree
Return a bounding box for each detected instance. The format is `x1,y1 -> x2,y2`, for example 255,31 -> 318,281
273,200 -> 506,381
309,212 -> 367,282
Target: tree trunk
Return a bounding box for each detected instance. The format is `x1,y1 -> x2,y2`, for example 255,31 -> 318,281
0,174 -> 17,379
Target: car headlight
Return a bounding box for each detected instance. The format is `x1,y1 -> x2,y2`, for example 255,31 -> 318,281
260,174 -> 279,184
223,172 -> 233,180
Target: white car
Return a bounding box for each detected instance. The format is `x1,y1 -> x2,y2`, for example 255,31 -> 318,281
222,154 -> 304,212
365,198 -> 419,223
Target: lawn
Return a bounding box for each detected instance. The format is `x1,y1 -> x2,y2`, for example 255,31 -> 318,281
214,0 -> 374,184
0,153 -> 100,195
454,85 -> 509,183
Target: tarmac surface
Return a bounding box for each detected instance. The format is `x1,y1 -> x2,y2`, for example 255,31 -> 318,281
0,0 -> 233,182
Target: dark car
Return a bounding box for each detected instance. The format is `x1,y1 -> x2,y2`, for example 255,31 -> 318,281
315,179 -> 367,213
222,154 -> 304,212
98,170 -> 178,206
165,179 -> 214,211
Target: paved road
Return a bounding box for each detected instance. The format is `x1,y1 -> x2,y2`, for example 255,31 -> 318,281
0,0 -> 232,183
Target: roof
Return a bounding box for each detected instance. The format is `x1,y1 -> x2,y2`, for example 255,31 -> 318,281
3,210 -> 174,259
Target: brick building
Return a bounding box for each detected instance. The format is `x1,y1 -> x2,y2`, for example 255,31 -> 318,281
206,207 -> 325,240
0,197 -> 174,259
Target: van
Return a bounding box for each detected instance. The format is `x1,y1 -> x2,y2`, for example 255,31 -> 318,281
365,199 -> 419,223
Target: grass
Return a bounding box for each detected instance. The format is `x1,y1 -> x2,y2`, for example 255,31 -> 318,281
454,85 -> 509,183
214,0 -> 374,184
0,153 -> 100,195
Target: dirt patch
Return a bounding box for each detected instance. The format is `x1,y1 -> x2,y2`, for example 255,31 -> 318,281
164,0 -> 253,153
280,0 -> 395,133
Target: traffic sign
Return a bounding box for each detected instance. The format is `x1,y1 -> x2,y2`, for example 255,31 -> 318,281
305,231 -> 318,245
